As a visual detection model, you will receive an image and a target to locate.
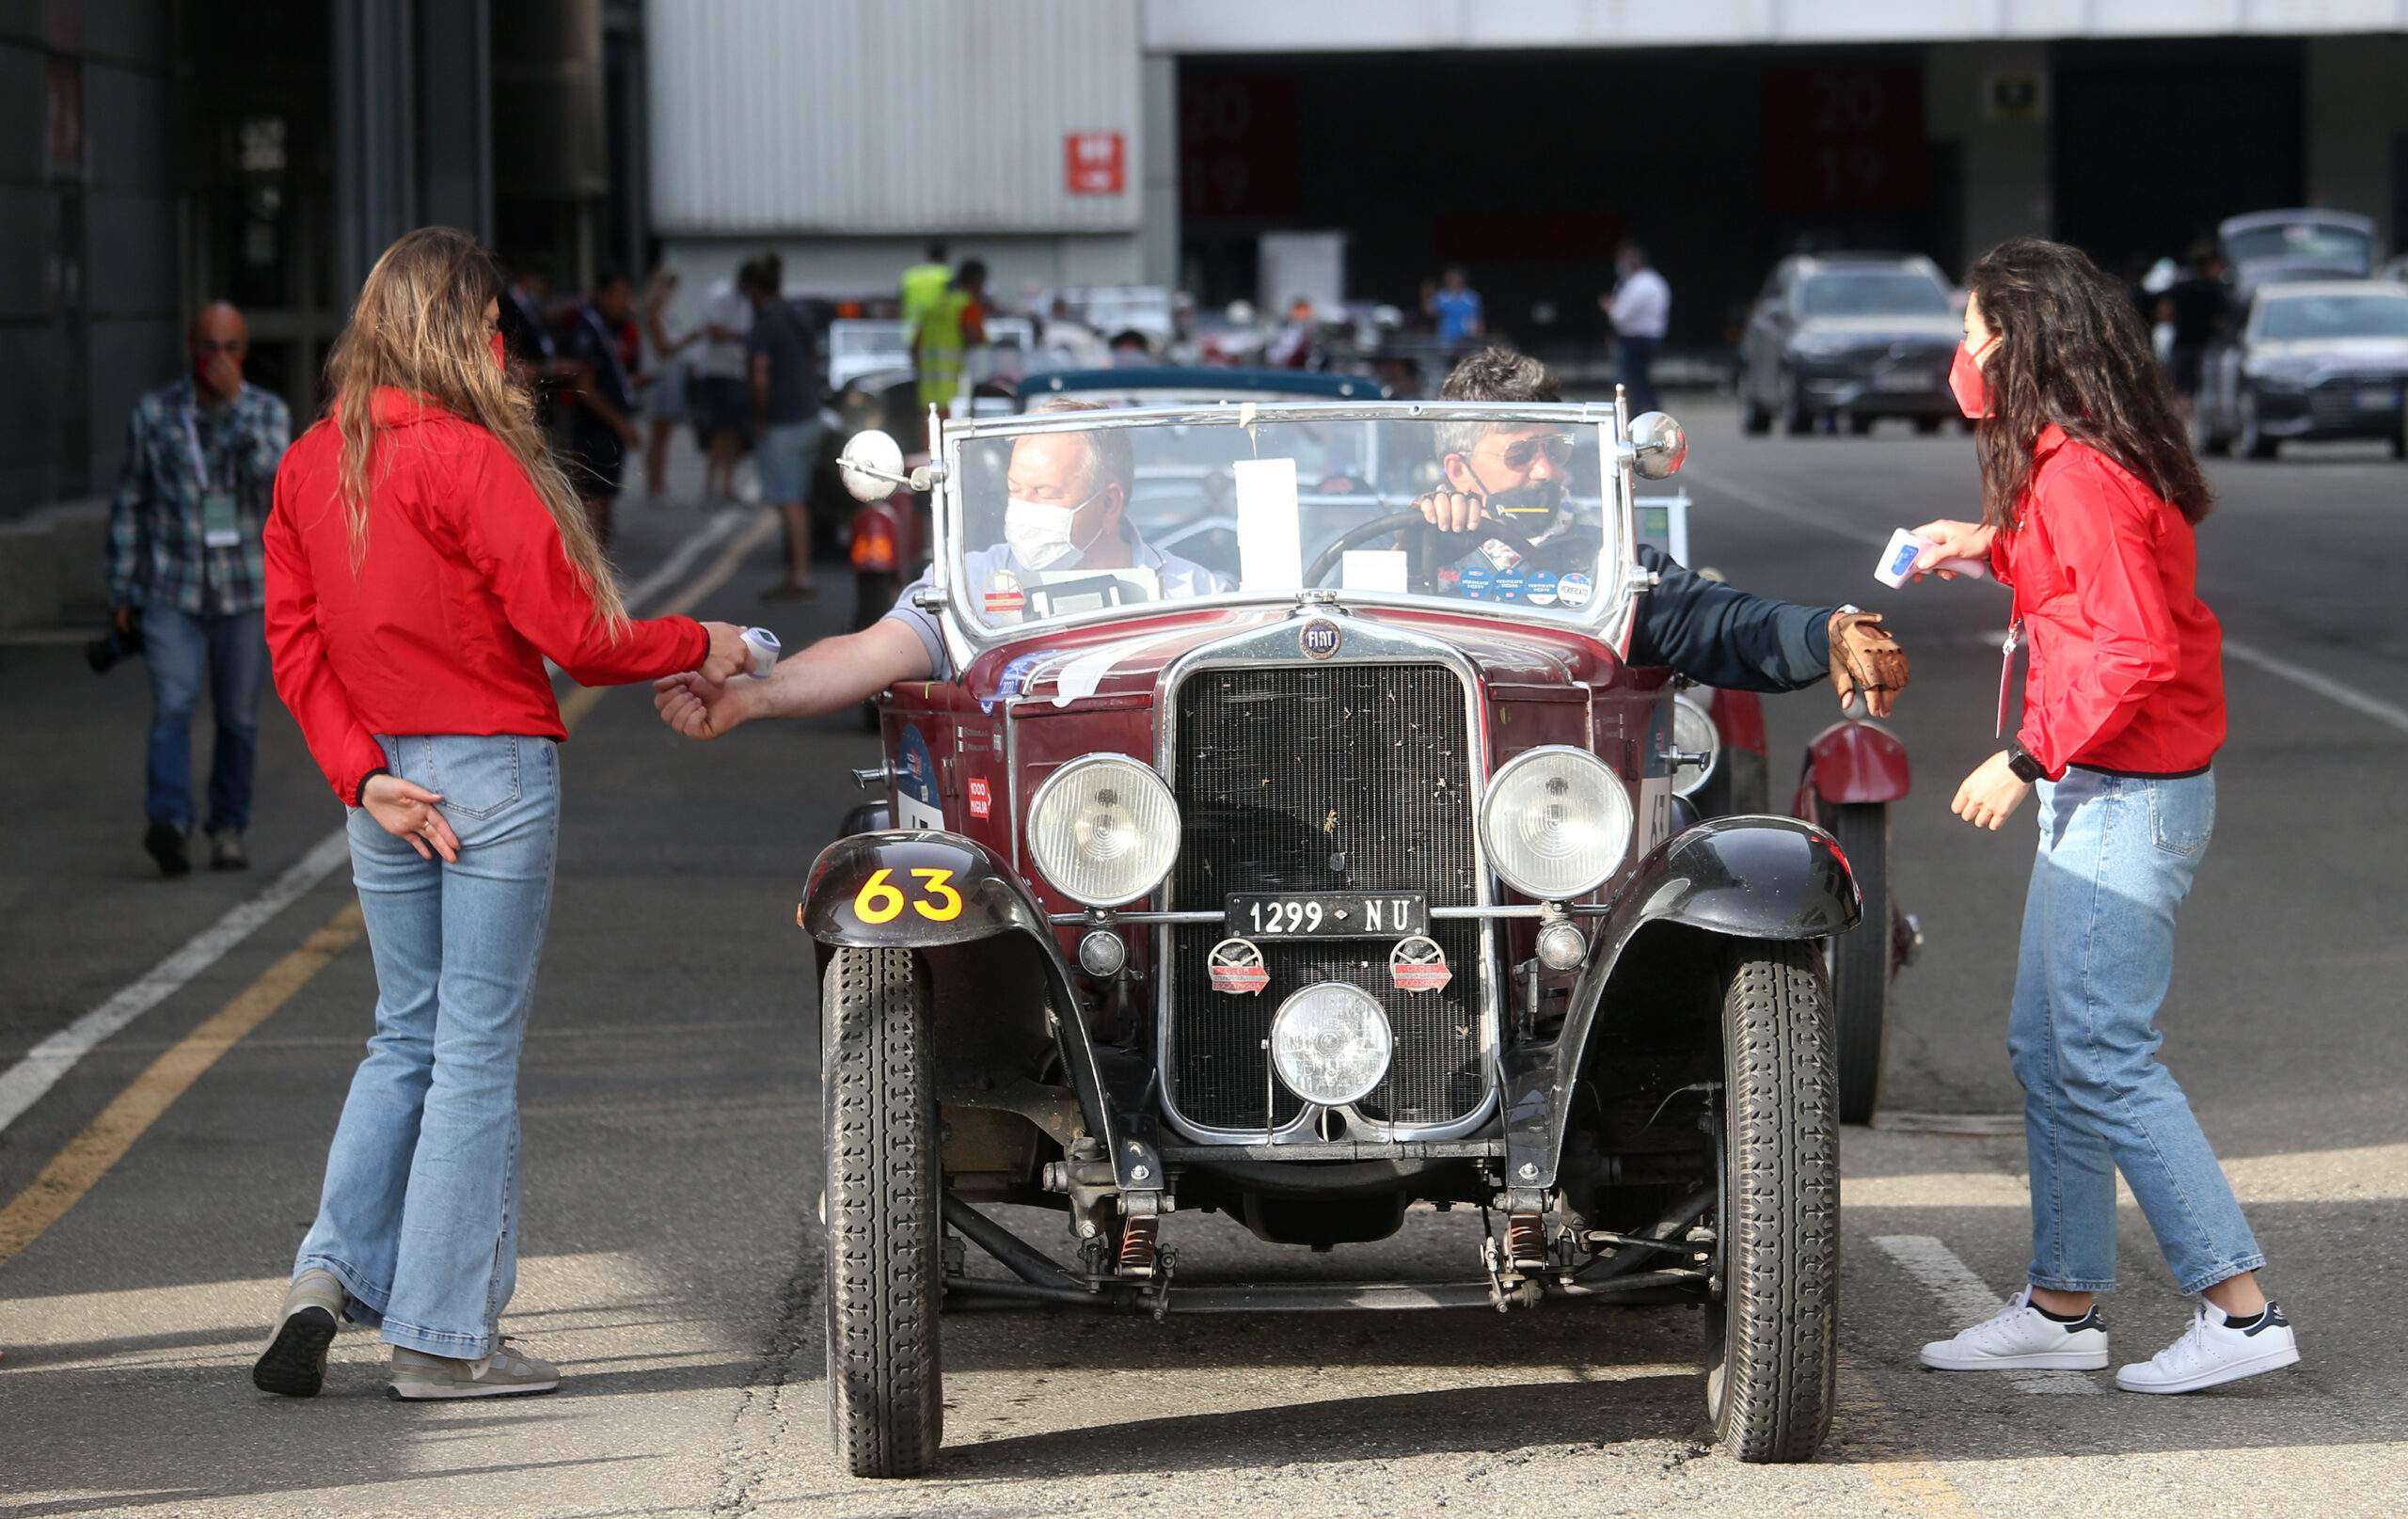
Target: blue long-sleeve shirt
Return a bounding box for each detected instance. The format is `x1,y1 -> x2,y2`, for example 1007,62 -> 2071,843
1630,543 -> 1834,692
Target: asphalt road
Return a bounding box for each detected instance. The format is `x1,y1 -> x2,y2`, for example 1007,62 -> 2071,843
3,405 -> 2404,1518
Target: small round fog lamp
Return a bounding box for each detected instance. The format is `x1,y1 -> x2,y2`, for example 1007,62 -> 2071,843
1269,983 -> 1394,1109
1536,920 -> 1589,972
1077,928 -> 1128,979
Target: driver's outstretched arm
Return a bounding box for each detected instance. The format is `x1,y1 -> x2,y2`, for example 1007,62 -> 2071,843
1631,544 -> 1836,692
655,617 -> 933,738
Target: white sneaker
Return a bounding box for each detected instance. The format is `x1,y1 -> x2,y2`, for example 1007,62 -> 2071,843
2116,1301 -> 2298,1394
1919,1286 -> 2110,1371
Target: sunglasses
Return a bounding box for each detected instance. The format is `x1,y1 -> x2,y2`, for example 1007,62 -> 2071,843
1494,432 -> 1576,471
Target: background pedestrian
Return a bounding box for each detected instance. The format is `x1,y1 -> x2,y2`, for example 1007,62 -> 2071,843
1605,242 -> 1671,414
1912,237 -> 2295,1397
105,300 -> 292,877
563,266 -> 642,550
640,265 -> 697,500
691,261 -> 758,503
744,255 -> 824,599
1428,265 -> 1483,353
912,258 -> 989,426
253,226 -> 754,1402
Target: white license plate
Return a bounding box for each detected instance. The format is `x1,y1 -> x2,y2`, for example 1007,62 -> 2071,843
2356,387 -> 2398,410
1875,371 -> 1931,392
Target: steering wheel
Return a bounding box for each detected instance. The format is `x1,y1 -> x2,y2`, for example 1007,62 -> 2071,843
1303,508 -> 1548,589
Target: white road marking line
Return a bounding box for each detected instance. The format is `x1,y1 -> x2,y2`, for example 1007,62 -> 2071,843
0,510 -> 751,1138
1683,461 -> 2408,740
1871,1234 -> 2103,1395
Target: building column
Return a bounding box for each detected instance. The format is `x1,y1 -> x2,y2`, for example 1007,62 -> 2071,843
332,0 -> 418,295
1925,41 -> 2052,270
2307,34 -> 2408,255
1140,54 -> 1181,290
415,0 -> 493,242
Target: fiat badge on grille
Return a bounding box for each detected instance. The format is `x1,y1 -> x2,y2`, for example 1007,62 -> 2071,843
1207,937 -> 1270,995
1389,935 -> 1452,993
1299,619 -> 1342,659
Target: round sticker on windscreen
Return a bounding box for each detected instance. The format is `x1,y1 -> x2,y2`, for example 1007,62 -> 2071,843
1526,571 -> 1560,607
984,572 -> 1026,618
1457,564 -> 1494,600
1557,572 -> 1593,608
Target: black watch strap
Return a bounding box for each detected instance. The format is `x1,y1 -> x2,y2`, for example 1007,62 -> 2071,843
2005,741 -> 2046,783
355,767 -> 391,806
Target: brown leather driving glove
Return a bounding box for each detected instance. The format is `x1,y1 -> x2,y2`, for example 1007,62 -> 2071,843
1829,609 -> 1909,717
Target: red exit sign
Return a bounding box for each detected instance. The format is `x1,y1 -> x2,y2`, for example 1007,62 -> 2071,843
1065,131 -> 1125,196
1763,67 -> 1930,214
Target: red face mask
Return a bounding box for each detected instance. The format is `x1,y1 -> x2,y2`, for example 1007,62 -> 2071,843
1950,336 -> 1999,419
488,329 -> 509,370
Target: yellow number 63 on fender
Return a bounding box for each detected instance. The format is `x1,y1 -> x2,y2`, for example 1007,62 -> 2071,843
852,866 -> 964,925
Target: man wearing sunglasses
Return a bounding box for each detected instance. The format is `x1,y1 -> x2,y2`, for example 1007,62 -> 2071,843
1418,347 -> 1907,711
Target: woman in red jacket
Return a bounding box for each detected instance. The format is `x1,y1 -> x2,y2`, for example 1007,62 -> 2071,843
1909,238 -> 2296,1395
252,228 -> 751,1401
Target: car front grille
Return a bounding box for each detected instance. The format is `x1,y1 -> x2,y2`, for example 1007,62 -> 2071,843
2307,373 -> 2405,428
1163,661 -> 1488,1135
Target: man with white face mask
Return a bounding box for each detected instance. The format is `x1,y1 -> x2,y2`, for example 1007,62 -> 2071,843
650,402 -> 1225,738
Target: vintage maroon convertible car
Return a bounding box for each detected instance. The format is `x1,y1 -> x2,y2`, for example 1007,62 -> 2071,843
805,399 -> 1861,1475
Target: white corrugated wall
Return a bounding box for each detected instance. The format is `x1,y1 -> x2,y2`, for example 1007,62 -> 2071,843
648,0 -> 1143,236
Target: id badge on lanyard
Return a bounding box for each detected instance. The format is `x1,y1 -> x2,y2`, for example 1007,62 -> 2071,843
1996,619 -> 2024,738
186,406 -> 242,549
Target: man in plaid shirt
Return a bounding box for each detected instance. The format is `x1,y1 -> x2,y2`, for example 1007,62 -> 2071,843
106,302 -> 292,876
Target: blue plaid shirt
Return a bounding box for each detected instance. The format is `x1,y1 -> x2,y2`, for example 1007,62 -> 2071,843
106,378 -> 293,616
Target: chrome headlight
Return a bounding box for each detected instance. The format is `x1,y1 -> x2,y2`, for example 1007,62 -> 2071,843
1671,694 -> 1722,799
1026,755 -> 1180,908
1479,745 -> 1633,901
1270,982 -> 1393,1108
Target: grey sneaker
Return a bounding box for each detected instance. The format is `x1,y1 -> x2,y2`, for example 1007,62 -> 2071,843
208,830 -> 249,871
388,1339 -> 561,1400
252,1268 -> 347,1397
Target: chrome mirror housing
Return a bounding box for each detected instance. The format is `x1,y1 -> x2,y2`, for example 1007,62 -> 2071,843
1628,411 -> 1687,480
837,429 -> 907,502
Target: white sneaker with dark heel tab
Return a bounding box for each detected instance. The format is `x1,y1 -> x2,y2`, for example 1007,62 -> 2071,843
1919,1286 -> 2111,1371
2116,1302 -> 2298,1394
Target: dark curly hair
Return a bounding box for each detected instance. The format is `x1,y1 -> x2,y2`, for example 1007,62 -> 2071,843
1967,237 -> 2212,530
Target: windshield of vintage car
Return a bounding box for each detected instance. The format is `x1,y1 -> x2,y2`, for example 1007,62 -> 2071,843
1798,271 -> 1952,318
2226,223 -> 2374,271
2256,293 -> 2408,340
943,414 -> 1619,637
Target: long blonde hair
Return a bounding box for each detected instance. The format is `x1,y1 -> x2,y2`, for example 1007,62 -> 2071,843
325,227 -> 626,631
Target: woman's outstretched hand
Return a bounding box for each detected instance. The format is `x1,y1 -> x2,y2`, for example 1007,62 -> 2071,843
697,621 -> 753,683
362,772 -> 461,862
1910,518 -> 1996,579
1952,750 -> 2031,831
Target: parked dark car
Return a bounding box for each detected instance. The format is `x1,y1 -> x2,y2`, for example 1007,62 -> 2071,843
2194,281 -> 2408,459
2216,210 -> 2378,304
811,398 -> 1864,1476
1737,253 -> 1961,436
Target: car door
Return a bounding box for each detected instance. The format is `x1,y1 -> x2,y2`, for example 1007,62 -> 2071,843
1742,266 -> 1791,403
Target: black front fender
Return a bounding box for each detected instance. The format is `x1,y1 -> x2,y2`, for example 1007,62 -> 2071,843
800,830 -> 1163,1194
1501,816 -> 1859,1192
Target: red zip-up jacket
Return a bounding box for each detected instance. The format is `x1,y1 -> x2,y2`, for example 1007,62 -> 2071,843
1991,424 -> 2225,780
264,388 -> 709,804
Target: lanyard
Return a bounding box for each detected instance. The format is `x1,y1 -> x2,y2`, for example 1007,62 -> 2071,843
1996,618 -> 2024,738
181,391 -> 232,495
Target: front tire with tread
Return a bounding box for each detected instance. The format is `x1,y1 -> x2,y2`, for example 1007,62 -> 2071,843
1826,803 -> 1890,1125
823,946 -> 943,1478
1703,940 -> 1839,1464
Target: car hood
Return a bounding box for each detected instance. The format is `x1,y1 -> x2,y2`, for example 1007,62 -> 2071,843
1793,314 -> 1961,345
2251,337 -> 2408,368
959,602 -> 1614,708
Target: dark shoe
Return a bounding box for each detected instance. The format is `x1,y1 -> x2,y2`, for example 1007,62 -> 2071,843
253,1268 -> 347,1397
144,822 -> 190,878
208,830 -> 249,872
758,578 -> 816,602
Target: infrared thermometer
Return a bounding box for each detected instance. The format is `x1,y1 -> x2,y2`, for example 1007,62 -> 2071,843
1875,527 -> 1988,589
739,626 -> 782,678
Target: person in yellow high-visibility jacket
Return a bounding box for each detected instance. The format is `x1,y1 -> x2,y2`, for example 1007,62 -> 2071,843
911,260 -> 988,424
898,241 -> 951,340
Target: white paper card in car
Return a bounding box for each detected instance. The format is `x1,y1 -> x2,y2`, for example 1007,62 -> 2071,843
1233,456 -> 1304,589
1340,549 -> 1409,593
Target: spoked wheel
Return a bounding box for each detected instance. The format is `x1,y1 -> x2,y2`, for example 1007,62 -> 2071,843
823,946 -> 943,1477
1702,940 -> 1839,1464
1825,802 -> 1891,1125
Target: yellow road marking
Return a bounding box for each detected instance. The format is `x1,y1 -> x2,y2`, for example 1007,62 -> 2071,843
0,511 -> 773,1269
0,909 -> 364,1264
1837,1367 -> 1997,1516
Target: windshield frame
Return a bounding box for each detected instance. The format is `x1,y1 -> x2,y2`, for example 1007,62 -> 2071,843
926,400 -> 1643,673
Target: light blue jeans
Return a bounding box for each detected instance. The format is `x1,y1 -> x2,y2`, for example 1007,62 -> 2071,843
294,734 -> 560,1358
2008,767 -> 2265,1297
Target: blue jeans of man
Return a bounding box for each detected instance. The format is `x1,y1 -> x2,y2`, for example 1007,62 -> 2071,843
142,606 -> 265,834
2008,768 -> 2265,1297
1618,335 -> 1660,416
294,734 -> 560,1358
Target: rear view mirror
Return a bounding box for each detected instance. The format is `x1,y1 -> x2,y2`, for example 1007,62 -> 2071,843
1628,412 -> 1687,480
838,429 -> 907,502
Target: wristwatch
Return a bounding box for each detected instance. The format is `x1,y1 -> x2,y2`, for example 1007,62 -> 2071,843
2004,739 -> 2046,783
